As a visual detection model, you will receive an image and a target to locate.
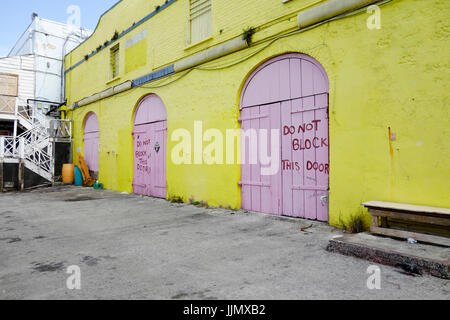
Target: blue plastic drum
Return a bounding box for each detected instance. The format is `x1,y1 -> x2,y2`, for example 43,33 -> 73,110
74,166 -> 83,186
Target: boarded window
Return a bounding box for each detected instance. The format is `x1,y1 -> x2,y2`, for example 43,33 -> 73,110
110,45 -> 120,79
189,0 -> 212,44
0,73 -> 18,97
0,73 -> 18,114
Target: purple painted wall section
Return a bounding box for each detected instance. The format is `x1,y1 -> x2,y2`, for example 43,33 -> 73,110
133,94 -> 167,199
240,53 -> 330,221
83,112 -> 99,172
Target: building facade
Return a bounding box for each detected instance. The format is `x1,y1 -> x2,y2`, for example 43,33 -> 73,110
9,16 -> 91,105
0,55 -> 35,137
0,16 -> 90,190
64,0 -> 450,227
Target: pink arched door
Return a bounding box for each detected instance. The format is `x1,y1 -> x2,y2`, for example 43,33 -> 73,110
83,112 -> 99,173
240,53 -> 330,221
133,94 -> 167,199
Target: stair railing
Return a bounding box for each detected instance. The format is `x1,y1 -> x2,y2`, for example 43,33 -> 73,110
1,99 -> 70,182
0,135 -> 52,178
0,136 -> 21,158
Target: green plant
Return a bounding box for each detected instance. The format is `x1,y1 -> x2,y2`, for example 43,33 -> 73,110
112,31 -> 119,41
197,201 -> 209,208
242,27 -> 256,45
168,195 -> 184,204
187,196 -> 208,208
84,54 -> 89,61
339,209 -> 368,234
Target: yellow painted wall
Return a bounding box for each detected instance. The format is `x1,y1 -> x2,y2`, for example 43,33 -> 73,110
125,40 -> 147,73
65,0 -> 450,226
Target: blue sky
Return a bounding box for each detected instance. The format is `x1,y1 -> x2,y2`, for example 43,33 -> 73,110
0,0 -> 119,57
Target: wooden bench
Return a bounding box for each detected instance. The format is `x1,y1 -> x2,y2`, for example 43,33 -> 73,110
362,201 -> 450,247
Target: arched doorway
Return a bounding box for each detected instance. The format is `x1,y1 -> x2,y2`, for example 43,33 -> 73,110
132,94 -> 167,198
83,112 -> 99,175
240,53 -> 330,221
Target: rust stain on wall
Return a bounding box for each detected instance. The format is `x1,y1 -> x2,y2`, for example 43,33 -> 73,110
388,126 -> 397,199
388,126 -> 394,158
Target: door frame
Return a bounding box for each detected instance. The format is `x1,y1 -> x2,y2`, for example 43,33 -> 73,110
239,53 -> 330,221
131,94 -> 168,198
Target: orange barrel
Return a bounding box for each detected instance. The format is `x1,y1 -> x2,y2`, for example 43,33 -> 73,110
62,164 -> 75,184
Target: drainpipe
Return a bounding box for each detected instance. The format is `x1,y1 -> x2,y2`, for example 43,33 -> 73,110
298,0 -> 383,28
174,37 -> 249,72
13,100 -> 18,142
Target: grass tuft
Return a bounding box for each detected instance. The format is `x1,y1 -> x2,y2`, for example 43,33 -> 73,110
339,209 -> 368,234
168,195 -> 184,204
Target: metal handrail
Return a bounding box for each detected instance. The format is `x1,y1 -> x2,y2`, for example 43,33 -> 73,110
24,142 -> 52,173
0,136 -> 20,158
0,97 -> 71,181
50,119 -> 73,139
0,135 -> 52,174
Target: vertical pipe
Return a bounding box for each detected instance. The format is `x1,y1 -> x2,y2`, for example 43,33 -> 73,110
13,120 -> 18,139
19,137 -> 25,159
0,136 -> 4,158
13,98 -> 18,154
0,136 -> 3,192
52,139 -> 56,184
0,159 -> 3,193
18,137 -> 25,191
50,119 -> 54,139
18,160 -> 24,191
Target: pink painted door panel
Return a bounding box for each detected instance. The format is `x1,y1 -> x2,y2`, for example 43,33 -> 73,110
148,121 -> 167,199
240,103 -> 282,215
241,54 -> 329,221
133,94 -> 167,199
133,122 -> 167,198
83,132 -> 99,172
83,113 -> 99,172
133,126 -> 151,196
282,94 -> 329,221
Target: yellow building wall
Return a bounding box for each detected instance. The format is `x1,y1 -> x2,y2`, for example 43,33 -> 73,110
65,0 -> 450,227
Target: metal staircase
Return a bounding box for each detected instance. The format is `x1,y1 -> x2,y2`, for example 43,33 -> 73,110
0,96 -> 72,184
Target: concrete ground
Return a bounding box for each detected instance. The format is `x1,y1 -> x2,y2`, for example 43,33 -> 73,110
0,186 -> 448,300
